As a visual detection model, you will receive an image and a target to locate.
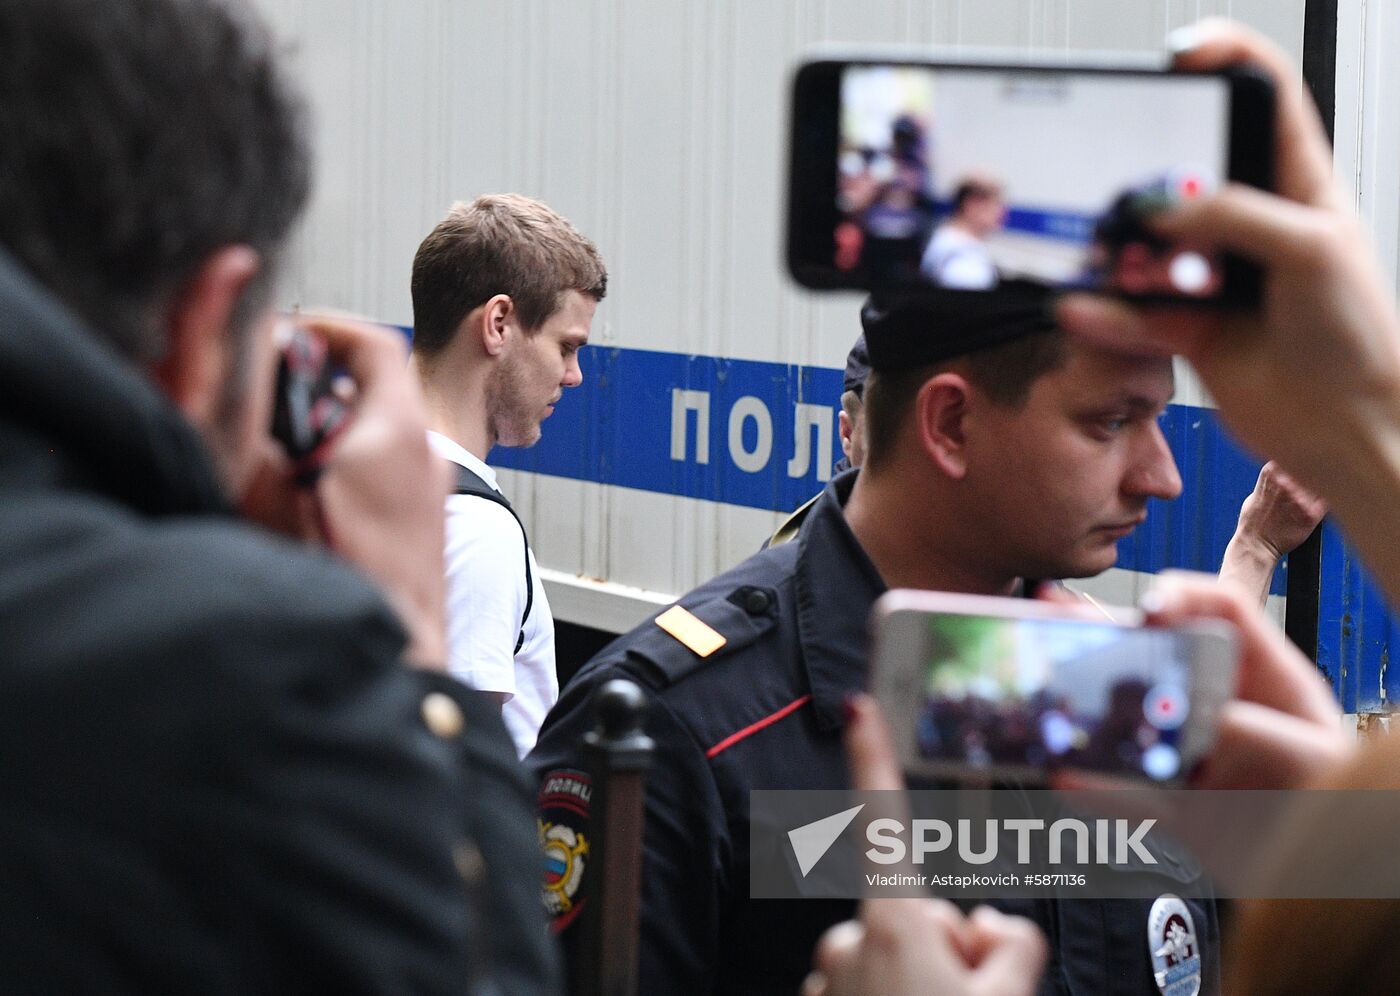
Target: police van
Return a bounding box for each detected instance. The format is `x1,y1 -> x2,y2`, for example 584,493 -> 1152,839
256,0 -> 1395,725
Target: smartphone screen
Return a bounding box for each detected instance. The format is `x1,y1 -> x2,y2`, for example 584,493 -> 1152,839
871,594 -> 1236,785
788,59 -> 1272,303
921,613 -> 1205,780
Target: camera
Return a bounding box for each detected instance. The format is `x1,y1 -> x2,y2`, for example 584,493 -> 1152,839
271,325 -> 349,485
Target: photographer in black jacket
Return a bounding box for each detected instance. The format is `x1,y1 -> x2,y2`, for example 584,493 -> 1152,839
0,0 -> 555,991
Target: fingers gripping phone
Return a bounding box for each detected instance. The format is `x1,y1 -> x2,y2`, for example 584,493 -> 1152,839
271,326 -> 350,486
786,53 -> 1274,304
869,590 -> 1237,786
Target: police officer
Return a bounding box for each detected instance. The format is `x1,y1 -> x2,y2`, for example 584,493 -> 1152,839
530,291 -> 1212,995
767,334 -> 871,547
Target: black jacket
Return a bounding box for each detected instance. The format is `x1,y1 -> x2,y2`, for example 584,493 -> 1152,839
0,250 -> 558,994
531,472 -> 1218,995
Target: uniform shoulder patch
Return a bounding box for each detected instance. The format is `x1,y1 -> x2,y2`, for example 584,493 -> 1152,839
654,604 -> 726,657
623,585 -> 781,689
538,768 -> 593,932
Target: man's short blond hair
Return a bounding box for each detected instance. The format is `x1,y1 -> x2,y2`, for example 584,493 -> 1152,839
411,193 -> 607,357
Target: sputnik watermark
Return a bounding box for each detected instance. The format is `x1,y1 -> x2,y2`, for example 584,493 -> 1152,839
754,788 -> 1192,901
865,872 -> 1054,889
787,807 -> 1155,878
788,804 -> 865,877
864,816 -> 1157,868
756,790 -> 1400,907
755,787 -> 1400,901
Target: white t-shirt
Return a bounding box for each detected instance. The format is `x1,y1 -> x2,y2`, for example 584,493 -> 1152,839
920,224 -> 998,290
429,431 -> 557,758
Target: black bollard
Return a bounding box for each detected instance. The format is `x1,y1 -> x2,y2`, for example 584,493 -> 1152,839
576,678 -> 654,996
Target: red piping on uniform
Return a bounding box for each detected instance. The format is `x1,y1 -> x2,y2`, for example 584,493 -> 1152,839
551,901 -> 586,934
705,694 -> 813,759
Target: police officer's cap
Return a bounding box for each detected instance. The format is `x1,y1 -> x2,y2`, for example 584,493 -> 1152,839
860,285 -> 1056,373
842,336 -> 871,399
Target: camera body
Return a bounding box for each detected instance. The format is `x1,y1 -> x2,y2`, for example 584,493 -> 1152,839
271,326 -> 349,484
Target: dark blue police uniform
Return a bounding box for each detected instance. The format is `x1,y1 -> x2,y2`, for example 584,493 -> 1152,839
530,471 -> 1218,995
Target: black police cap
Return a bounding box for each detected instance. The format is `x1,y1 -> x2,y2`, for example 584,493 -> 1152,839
842,335 -> 871,398
859,284 -> 1057,372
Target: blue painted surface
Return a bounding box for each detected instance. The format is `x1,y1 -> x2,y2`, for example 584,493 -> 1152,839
1119,404 -> 1280,592
1317,524 -> 1397,713
932,200 -> 1098,245
1000,205 -> 1097,244
481,342 -> 1278,590
400,330 -> 1383,713
489,346 -> 846,515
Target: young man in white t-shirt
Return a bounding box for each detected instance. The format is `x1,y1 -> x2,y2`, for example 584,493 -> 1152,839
409,194 -> 607,756
920,176 -> 1008,290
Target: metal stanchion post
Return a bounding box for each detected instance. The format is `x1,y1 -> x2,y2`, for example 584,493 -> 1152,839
576,679 -> 654,996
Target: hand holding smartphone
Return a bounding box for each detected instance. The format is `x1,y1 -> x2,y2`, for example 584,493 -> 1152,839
869,590 -> 1237,786
787,53 -> 1274,305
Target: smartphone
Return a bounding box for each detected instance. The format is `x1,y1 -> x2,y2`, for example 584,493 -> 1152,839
786,54 -> 1274,304
271,326 -> 349,485
869,589 -> 1236,786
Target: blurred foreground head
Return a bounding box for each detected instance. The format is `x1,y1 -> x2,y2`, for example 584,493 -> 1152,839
0,0 -> 311,361
0,0 -> 310,484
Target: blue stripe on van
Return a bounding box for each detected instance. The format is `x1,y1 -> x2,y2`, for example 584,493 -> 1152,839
476,342 -> 1274,590
397,331 -> 1382,712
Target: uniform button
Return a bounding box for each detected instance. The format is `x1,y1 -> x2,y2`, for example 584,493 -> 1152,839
454,840 -> 485,886
744,588 -> 771,615
421,692 -> 465,739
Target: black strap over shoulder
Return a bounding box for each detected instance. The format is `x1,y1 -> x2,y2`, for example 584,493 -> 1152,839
454,464 -> 533,655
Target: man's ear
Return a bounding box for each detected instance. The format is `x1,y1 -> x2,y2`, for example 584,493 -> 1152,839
478,294 -> 514,357
838,409 -> 854,460
914,372 -> 971,480
153,245 -> 261,426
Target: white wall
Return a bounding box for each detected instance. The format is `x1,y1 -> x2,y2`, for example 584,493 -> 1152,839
935,72 -> 1227,211
251,0 -> 1308,628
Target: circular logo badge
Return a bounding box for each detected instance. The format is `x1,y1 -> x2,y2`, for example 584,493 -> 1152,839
541,821 -> 589,917
1147,893 -> 1202,996
538,769 -> 594,930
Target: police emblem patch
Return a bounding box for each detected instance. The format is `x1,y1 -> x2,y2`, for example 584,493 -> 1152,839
1148,893 -> 1201,996
538,769 -> 593,931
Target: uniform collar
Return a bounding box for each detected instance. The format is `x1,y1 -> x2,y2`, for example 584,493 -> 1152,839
794,469 -> 887,732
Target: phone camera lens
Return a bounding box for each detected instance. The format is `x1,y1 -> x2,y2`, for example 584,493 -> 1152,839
1169,251 -> 1212,293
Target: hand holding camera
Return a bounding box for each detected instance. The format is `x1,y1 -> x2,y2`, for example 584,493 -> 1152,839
244,314 -> 452,669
